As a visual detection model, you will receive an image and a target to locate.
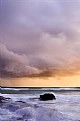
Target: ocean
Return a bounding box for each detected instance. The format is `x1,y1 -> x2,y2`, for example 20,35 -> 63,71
0,88 -> 80,121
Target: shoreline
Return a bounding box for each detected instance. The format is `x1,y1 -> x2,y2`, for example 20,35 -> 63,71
0,91 -> 80,121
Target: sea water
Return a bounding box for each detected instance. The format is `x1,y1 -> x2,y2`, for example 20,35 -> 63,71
0,88 -> 80,121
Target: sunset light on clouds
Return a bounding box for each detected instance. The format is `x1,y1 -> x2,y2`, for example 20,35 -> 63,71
1,76 -> 80,87
0,0 -> 80,87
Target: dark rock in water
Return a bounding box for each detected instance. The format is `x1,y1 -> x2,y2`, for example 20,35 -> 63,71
0,96 -> 6,103
15,101 -> 26,104
16,117 -> 23,120
39,93 -> 56,101
0,96 -> 11,103
0,96 -> 6,100
5,98 -> 11,100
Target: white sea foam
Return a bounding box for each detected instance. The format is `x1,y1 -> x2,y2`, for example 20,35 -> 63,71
0,91 -> 80,121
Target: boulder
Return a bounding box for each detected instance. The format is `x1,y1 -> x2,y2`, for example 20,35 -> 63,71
0,96 -> 6,103
39,92 -> 56,101
0,96 -> 11,103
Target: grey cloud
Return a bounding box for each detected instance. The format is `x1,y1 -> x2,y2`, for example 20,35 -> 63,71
27,33 -> 80,76
0,0 -> 80,50
1,31 -> 80,78
0,43 -> 41,77
0,0 -> 80,77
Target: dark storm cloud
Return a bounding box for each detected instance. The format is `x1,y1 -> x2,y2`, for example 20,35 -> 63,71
0,43 -> 41,77
0,0 -> 80,77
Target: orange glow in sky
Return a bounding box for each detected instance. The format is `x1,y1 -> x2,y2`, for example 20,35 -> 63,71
1,75 -> 80,87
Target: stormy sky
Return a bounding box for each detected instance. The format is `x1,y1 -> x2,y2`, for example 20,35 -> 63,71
1,0 -> 80,78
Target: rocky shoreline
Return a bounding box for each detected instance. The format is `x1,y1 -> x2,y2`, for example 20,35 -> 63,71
0,95 -> 63,121
0,93 -> 80,121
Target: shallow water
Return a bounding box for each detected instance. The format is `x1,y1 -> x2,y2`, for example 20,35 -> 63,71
0,90 -> 80,121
